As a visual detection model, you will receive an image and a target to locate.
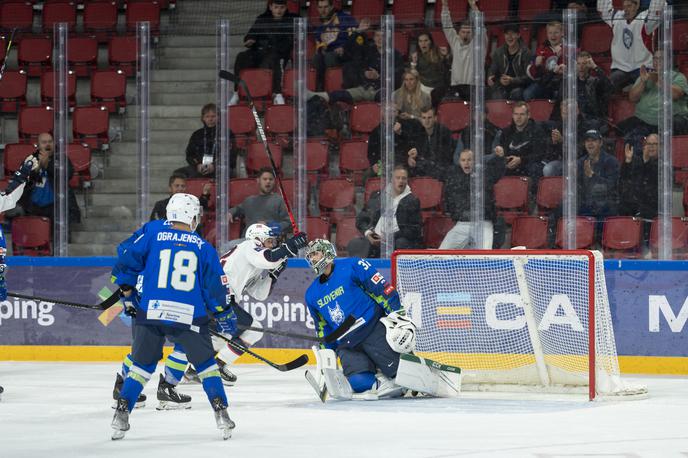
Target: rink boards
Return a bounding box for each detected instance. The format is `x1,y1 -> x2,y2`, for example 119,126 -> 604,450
0,257 -> 687,374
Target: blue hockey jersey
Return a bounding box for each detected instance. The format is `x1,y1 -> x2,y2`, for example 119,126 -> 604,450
112,219 -> 227,332
304,258 -> 401,349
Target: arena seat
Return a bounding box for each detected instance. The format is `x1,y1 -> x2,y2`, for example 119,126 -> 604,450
334,216 -> 361,253
0,70 -> 27,113
84,0 -> 119,42
18,37 -> 52,77
42,1 -> 77,33
19,106 -> 54,142
494,176 -> 530,225
246,141 -> 282,176
12,216 -> 52,256
555,216 -> 596,249
338,139 -> 369,186
72,106 -> 110,151
423,215 -> 455,249
40,70 -> 77,109
602,216 -> 643,258
3,143 -> 34,175
68,37 -> 99,77
437,100 -> 470,133
108,36 -> 137,77
306,216 -> 331,242
91,70 -> 127,114
511,216 -> 549,249
318,177 -> 355,224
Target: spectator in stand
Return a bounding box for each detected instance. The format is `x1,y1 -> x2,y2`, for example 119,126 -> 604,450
393,69 -> 432,121
618,50 -> 688,141
308,29 -> 403,105
619,134 -> 658,224
414,106 -> 456,180
493,101 -> 548,185
435,0 -> 487,105
525,21 -> 565,101
366,104 -> 425,181
575,51 -> 613,126
150,174 -> 212,221
229,0 -> 300,106
532,1 -> 591,43
312,0 -> 370,92
578,129 -> 620,220
597,0 -> 664,93
347,165 -> 422,258
4,132 -> 81,226
228,167 -> 290,238
487,24 -> 532,101
409,31 -> 450,97
440,149 -> 505,249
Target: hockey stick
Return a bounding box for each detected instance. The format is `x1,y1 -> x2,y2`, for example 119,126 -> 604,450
209,329 -> 309,371
0,29 -> 17,82
237,314 -> 357,344
8,289 -> 121,311
218,70 -> 299,234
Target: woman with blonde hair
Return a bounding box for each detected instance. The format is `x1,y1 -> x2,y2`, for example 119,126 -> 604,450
393,68 -> 431,121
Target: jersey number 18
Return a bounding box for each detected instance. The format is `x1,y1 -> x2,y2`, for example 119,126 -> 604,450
157,249 -> 198,292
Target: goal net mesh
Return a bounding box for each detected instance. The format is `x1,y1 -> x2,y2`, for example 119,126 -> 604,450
392,250 -> 643,398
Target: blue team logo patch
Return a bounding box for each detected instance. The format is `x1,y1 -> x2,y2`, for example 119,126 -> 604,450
327,301 -> 345,325
150,300 -> 161,310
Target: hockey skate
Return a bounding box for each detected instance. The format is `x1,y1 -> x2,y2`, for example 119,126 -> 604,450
182,366 -> 201,384
216,358 -> 237,386
376,374 -> 405,399
112,373 -> 146,409
156,374 -> 192,410
211,397 -> 235,440
111,398 -> 130,441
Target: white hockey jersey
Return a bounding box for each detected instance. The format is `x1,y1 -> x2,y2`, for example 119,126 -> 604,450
219,239 -> 285,302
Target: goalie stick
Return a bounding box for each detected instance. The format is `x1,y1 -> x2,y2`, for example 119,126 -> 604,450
237,314 -> 357,344
209,329 -> 308,372
8,290 -> 121,311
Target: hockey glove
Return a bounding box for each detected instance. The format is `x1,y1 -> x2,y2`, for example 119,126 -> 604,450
284,232 -> 308,256
119,286 -> 139,318
0,264 -> 7,301
264,232 -> 308,261
215,306 -> 238,335
269,260 -> 287,283
380,310 -> 417,354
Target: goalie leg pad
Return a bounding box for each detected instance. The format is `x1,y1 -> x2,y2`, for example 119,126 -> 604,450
312,346 -> 353,401
395,353 -> 462,398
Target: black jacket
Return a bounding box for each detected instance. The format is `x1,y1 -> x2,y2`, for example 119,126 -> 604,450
355,189 -> 423,247
367,118 -> 425,169
619,155 -> 658,219
497,118 -> 547,174
243,10 -> 300,60
444,157 -> 502,223
416,123 -> 456,180
342,32 -> 404,91
185,125 -> 216,167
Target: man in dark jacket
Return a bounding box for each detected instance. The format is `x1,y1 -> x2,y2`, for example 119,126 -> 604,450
487,24 -> 532,101
414,106 -> 456,180
575,51 -> 613,127
619,133 -> 658,219
578,129 -> 620,219
231,0 -> 300,105
347,165 -> 423,257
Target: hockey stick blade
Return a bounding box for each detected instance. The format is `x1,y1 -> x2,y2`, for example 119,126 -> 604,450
305,370 -> 328,403
8,291 -> 120,311
218,70 -> 238,83
323,315 -> 356,343
209,329 -> 308,372
237,314 -> 357,344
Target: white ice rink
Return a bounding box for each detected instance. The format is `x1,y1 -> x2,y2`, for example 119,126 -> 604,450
0,361 -> 686,458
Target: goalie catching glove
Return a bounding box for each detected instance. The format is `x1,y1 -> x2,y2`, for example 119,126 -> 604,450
379,310 -> 416,354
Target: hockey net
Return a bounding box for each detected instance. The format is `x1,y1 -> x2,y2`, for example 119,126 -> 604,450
391,249 -> 647,400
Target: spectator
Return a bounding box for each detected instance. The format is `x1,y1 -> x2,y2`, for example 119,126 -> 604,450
229,0 -> 299,106
455,114 -> 502,161
440,149 -> 504,249
410,31 -> 450,96
150,174 -> 212,221
619,134 -> 658,221
308,29 -> 403,105
525,21 -> 565,101
415,106 -> 456,180
487,24 -> 532,101
578,129 -> 620,220
312,0 -> 369,92
347,165 -> 422,258
493,101 -> 548,185
5,132 -> 81,225
228,167 -> 290,237
575,51 -> 613,126
393,68 -> 432,121
597,0 -> 664,93
618,50 -> 688,140
434,0 -> 487,104
532,1 -> 591,43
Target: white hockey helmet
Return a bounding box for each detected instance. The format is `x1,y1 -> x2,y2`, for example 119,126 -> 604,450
245,223 -> 278,246
166,193 -> 202,231
305,238 -> 336,275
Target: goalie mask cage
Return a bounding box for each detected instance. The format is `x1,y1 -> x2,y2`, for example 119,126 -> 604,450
391,249 -> 647,401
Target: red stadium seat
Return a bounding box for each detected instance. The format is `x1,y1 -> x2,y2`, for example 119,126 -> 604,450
602,216 -> 643,258
264,104 -> 294,148
0,37 -> 6,64
91,70 -> 127,114
68,37 -> 99,77
3,143 -> 34,175
18,37 -> 52,77
486,99 -> 513,129
493,176 -> 530,225
281,177 -> 311,209
430,29 -> 449,50
481,0 -> 510,22
518,0 -> 552,21
126,1 -> 161,35
555,216 -> 596,249
528,99 -> 555,122
19,106 -> 53,142
229,178 -> 256,207
609,97 -> 635,127
394,30 -> 409,57
40,70 -> 77,108
324,66 -> 343,93
409,176 -> 443,220
339,139 -> 369,186
350,102 -> 380,137
581,22 -> 613,56
649,217 -> 688,258
673,136 -> 688,185
185,177 -> 214,207
511,216 -> 549,248
683,181 -> 688,216
12,216 -> 52,256
351,0 -> 384,24
364,176 -> 381,203
306,216 -> 331,241
42,1 -> 77,33
0,70 -> 27,113
318,177 -> 356,224
282,67 -> 316,99
84,0 -> 118,42
229,105 -> 257,151
306,139 -> 329,184
423,215 -> 455,249
392,0 -> 426,27
246,141 -> 282,176
673,20 -> 688,53
536,176 -> 563,214
109,36 -> 137,77
335,216 -> 360,253
72,106 -> 110,151
0,2 -> 33,32
433,0 -> 468,25
67,142 -> 93,189
437,100 -> 470,133
238,68 -> 273,110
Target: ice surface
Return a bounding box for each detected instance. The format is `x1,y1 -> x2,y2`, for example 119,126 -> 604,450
0,362 -> 687,457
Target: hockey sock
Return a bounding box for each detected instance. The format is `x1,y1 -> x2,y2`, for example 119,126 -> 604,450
120,353 -> 134,378
164,344 -> 188,386
196,357 -> 228,407
348,372 -> 376,393
216,341 -> 244,365
120,361 -> 156,412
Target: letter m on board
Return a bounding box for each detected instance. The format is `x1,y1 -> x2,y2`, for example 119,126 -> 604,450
648,295 -> 688,333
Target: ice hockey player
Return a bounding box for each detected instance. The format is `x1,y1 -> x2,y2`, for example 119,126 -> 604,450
303,238 -> 417,401
109,193 -> 235,440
